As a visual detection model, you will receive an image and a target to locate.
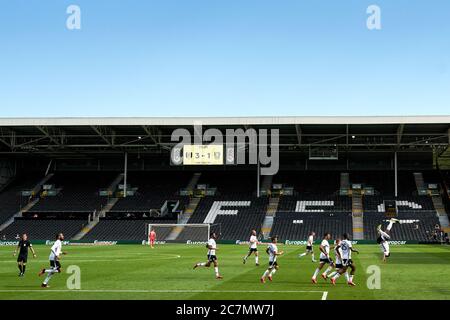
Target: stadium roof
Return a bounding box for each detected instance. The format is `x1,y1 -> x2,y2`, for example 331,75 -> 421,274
0,115 -> 449,126
0,116 -> 448,156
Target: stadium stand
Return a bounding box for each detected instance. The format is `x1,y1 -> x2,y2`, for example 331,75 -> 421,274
272,171 -> 341,195
349,171 -> 419,196
108,171 -> 191,215
0,174 -> 42,225
1,218 -> 86,240
82,219 -> 175,241
270,212 -> 353,241
29,172 -> 112,214
182,171 -> 267,240
184,196 -> 267,240
277,196 -> 352,213
363,196 -> 435,213
364,212 -> 440,241
0,169 -> 442,242
77,171 -> 192,241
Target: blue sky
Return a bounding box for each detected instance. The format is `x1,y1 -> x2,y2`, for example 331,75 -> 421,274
0,0 -> 449,117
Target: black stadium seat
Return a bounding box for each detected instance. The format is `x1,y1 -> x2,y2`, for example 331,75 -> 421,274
0,170 -> 444,242
1,219 -> 86,240
0,174 -> 42,225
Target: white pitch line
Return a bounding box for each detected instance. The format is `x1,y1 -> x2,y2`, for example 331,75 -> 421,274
321,291 -> 328,300
0,255 -> 182,263
0,289 -> 325,294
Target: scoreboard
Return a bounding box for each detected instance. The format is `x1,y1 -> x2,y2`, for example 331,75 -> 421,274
182,145 -> 224,165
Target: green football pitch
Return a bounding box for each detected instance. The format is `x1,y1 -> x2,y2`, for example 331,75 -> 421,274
0,244 -> 449,300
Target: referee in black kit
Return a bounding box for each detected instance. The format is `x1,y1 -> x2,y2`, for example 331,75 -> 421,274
13,233 -> 37,277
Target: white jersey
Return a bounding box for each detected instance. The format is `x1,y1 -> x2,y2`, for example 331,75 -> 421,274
249,235 -> 258,249
340,239 -> 353,260
319,239 -> 330,259
268,243 -> 278,262
49,239 -> 62,260
334,245 -> 343,265
379,230 -> 390,255
207,238 -> 217,256
379,230 -> 390,242
307,235 -> 314,247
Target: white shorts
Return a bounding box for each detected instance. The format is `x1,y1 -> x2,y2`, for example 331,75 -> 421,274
380,242 -> 390,256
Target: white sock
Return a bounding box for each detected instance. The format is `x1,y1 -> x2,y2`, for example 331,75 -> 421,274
262,270 -> 270,278
328,271 -> 337,278
269,269 -> 277,276
332,273 -> 341,280
311,254 -> 316,261
255,256 -> 259,264
345,272 -> 350,282
299,253 -> 307,257
243,256 -> 248,261
43,273 -> 53,285
214,267 -> 219,276
312,268 -> 320,279
322,267 -> 332,276
197,262 -> 206,267
349,275 -> 354,282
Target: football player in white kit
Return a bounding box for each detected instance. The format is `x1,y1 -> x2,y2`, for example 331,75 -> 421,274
298,231 -> 316,262
377,218 -> 399,262
38,233 -> 67,288
330,233 -> 359,286
243,229 -> 260,266
193,232 -> 223,279
311,233 -> 334,284
325,237 -> 344,280
260,236 -> 284,283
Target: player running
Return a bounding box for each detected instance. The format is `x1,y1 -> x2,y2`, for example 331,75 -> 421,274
149,228 -> 156,249
326,237 -> 344,281
38,233 -> 67,288
377,218 -> 399,262
193,232 -> 223,279
298,231 -> 316,262
260,236 -> 284,283
243,229 -> 260,266
330,233 -> 359,286
13,233 -> 36,277
311,233 -> 334,284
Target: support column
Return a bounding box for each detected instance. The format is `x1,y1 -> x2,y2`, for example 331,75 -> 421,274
124,152 -> 128,198
257,161 -> 260,198
394,151 -> 398,197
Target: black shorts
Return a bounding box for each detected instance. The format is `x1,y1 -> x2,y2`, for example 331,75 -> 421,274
249,248 -> 258,253
306,246 -> 313,251
269,261 -> 278,268
320,258 -> 333,265
50,260 -> 61,270
335,263 -> 343,269
343,259 -> 354,266
17,254 -> 28,263
207,255 -> 217,262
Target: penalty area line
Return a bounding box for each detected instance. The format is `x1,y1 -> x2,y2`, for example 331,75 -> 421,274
321,291 -> 328,300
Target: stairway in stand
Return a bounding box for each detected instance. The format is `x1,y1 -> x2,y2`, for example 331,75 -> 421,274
261,197 -> 279,239
431,195 -> 450,233
352,192 -> 364,240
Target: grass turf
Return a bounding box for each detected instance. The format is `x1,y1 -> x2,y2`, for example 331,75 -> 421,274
0,244 -> 449,300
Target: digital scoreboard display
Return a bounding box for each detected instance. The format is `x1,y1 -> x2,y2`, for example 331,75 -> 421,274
183,145 -> 224,165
